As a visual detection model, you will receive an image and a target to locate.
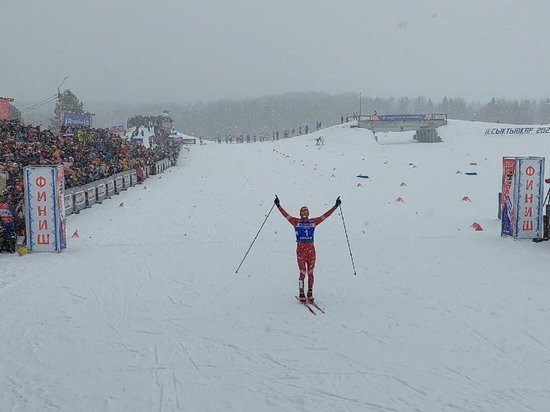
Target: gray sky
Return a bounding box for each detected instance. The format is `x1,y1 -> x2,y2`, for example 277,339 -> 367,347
2,0 -> 550,104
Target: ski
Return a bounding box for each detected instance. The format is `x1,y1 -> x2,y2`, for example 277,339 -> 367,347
309,301 -> 325,314
295,296 -> 316,315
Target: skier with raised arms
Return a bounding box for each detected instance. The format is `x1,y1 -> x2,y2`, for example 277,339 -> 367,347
274,195 -> 341,302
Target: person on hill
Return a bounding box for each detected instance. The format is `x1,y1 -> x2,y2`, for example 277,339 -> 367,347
274,195 -> 341,302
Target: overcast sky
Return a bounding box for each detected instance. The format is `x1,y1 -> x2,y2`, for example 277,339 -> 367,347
2,0 -> 550,104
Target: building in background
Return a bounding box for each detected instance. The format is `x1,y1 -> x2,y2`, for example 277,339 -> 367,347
0,97 -> 21,121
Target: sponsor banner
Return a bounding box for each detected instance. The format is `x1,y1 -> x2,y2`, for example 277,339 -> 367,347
514,157 -> 544,239
106,179 -> 115,197
61,110 -> 93,128
64,190 -> 74,215
86,185 -> 97,207
74,189 -> 86,212
96,182 -> 107,202
0,99 -> 10,120
123,172 -> 131,189
115,176 -> 123,193
376,114 -> 433,122
23,166 -> 66,252
109,123 -> 124,134
485,126 -> 550,135
501,157 -> 517,237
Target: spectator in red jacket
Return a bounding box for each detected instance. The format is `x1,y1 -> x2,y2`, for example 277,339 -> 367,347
0,195 -> 15,253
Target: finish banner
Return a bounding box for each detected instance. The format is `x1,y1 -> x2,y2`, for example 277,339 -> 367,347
23,166 -> 67,252
501,156 -> 545,239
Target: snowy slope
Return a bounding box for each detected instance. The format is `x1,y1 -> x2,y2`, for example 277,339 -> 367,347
1,120 -> 550,411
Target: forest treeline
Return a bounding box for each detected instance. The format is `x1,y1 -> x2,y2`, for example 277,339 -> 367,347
23,92 -> 550,139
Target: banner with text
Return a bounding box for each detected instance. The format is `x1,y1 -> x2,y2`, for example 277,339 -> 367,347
485,126 -> 550,136
109,123 -> 124,134
515,157 -> 544,239
60,111 -> 93,128
376,114 -> 434,122
501,156 -> 544,239
500,157 -> 517,237
23,166 -> 67,252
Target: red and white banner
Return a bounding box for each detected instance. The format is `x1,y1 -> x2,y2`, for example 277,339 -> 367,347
23,166 -> 66,252
515,157 -> 544,238
500,157 -> 517,237
501,156 -> 545,239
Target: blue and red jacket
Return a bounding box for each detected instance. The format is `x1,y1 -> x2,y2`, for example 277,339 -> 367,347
277,204 -> 337,243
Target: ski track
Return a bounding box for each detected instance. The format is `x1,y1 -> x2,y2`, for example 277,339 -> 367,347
1,122 -> 550,410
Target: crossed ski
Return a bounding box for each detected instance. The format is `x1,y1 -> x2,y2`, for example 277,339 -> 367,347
295,296 -> 325,315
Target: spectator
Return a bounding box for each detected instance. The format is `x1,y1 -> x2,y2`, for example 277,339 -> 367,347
0,119 -> 183,251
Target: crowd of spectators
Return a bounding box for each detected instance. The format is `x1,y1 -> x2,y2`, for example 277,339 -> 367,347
0,119 -> 183,252
213,121 -> 322,144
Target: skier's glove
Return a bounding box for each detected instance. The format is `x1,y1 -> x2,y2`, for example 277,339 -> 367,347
335,196 -> 341,207
274,195 -> 280,206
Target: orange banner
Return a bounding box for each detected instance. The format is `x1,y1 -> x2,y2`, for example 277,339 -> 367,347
0,99 -> 10,120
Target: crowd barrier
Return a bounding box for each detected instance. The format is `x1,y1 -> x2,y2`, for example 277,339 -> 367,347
155,159 -> 172,174
64,159 -> 172,217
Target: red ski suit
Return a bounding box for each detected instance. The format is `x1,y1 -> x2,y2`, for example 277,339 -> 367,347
277,204 -> 337,289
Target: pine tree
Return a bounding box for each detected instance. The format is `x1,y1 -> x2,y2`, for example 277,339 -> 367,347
50,89 -> 85,131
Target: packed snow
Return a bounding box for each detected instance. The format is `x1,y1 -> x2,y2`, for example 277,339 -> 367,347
1,120 -> 550,411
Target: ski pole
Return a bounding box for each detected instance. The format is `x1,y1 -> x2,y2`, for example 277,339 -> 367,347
235,201 -> 276,273
338,203 -> 357,276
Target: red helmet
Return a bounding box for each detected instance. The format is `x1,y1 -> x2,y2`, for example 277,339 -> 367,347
299,206 -> 309,217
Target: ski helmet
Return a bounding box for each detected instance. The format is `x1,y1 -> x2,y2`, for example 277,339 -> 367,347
300,206 -> 309,217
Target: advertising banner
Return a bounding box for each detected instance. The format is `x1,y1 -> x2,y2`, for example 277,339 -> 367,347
123,173 -> 131,189
115,176 -> 123,193
109,124 -> 124,134
485,126 -> 550,136
23,166 -> 66,252
96,182 -> 107,202
106,179 -> 115,197
64,190 -> 74,215
501,156 -> 545,239
501,157 -> 517,237
60,110 -> 93,128
86,185 -> 97,207
514,157 -> 544,239
376,114 -> 433,122
74,189 -> 86,212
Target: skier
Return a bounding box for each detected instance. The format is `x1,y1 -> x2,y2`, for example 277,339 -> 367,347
274,195 -> 341,302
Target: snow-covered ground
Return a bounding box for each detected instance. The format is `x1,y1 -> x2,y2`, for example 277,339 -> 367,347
2,120 -> 550,411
